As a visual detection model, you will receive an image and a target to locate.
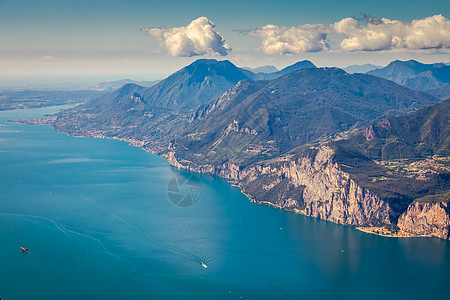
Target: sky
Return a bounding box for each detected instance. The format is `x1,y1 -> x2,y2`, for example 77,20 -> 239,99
0,0 -> 449,80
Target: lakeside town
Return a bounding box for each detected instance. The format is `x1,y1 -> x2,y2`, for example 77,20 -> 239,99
356,226 -> 427,238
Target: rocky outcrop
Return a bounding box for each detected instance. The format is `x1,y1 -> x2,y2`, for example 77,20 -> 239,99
240,146 -> 393,226
165,146 -> 393,226
398,202 -> 450,239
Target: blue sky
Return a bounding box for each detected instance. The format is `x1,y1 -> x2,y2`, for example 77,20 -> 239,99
0,0 -> 449,78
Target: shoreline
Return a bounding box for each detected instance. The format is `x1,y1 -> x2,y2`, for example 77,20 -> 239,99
17,116 -> 436,240
355,226 -> 429,238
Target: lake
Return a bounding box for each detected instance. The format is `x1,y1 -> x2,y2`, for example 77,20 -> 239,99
0,106 -> 449,300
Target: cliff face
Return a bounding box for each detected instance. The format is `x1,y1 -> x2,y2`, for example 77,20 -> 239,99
165,146 -> 393,226
165,145 -> 450,238
240,146 -> 393,226
398,202 -> 450,239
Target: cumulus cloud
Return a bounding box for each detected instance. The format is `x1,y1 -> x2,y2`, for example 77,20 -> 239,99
141,17 -> 231,57
242,14 -> 450,54
242,24 -> 331,54
336,14 -> 450,51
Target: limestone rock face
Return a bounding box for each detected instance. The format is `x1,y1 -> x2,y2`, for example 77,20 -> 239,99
163,146 -> 450,239
398,202 -> 450,239
165,146 -> 393,226
240,146 -> 392,226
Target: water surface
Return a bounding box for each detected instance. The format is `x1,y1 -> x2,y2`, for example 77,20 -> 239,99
0,106 -> 449,299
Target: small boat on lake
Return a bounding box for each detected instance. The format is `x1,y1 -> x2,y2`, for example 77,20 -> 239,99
20,247 -> 30,253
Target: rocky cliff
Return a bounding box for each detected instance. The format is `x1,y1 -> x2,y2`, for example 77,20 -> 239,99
240,146 -> 393,226
165,146 -> 393,226
398,201 -> 450,239
165,144 -> 450,238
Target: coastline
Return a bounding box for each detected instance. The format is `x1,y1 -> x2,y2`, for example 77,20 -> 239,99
355,226 -> 428,238
15,117 -> 437,240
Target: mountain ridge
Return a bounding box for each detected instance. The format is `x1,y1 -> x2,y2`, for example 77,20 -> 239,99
34,58 -> 449,239
170,67 -> 439,168
254,60 -> 317,80
367,60 -> 450,92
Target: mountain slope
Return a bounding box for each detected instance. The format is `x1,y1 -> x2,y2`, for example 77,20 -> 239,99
235,100 -> 450,236
82,83 -> 147,112
142,59 -> 253,110
335,99 -> 450,160
254,60 -> 316,80
242,65 -> 278,73
92,79 -> 160,92
330,99 -> 450,213
427,84 -> 450,100
78,59 -> 317,116
172,68 -> 439,166
87,59 -> 253,112
367,60 -> 450,92
344,64 -> 381,73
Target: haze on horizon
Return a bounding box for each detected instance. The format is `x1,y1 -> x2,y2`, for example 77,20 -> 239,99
0,0 -> 449,80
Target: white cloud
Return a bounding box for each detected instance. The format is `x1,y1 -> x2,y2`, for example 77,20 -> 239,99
141,17 -> 231,57
242,15 -> 450,54
337,15 -> 450,51
243,24 -> 331,54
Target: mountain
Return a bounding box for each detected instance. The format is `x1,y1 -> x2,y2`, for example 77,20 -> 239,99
242,65 -> 278,73
81,83 -> 147,112
172,67 -> 438,166
169,78 -> 447,236
52,59 -> 257,147
368,60 -> 447,82
336,99 -> 450,160
427,84 -> 450,100
46,60 -> 448,239
78,59 -> 253,114
344,64 -> 381,73
142,59 -> 254,110
331,99 -> 450,216
367,60 -> 450,92
277,60 -> 317,74
254,60 -> 317,80
75,59 -> 319,117
56,66 -> 439,164
231,100 -> 449,239
92,79 -> 160,92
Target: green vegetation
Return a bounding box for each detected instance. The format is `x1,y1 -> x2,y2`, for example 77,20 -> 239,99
370,176 -> 392,182
415,191 -> 450,203
374,156 -> 450,180
332,100 -> 450,211
50,60 -> 448,217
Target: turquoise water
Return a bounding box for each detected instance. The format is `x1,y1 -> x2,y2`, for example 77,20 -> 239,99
0,106 -> 449,300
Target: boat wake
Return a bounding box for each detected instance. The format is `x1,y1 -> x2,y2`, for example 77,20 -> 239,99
0,212 -> 137,272
0,196 -> 209,270
79,196 -> 208,269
